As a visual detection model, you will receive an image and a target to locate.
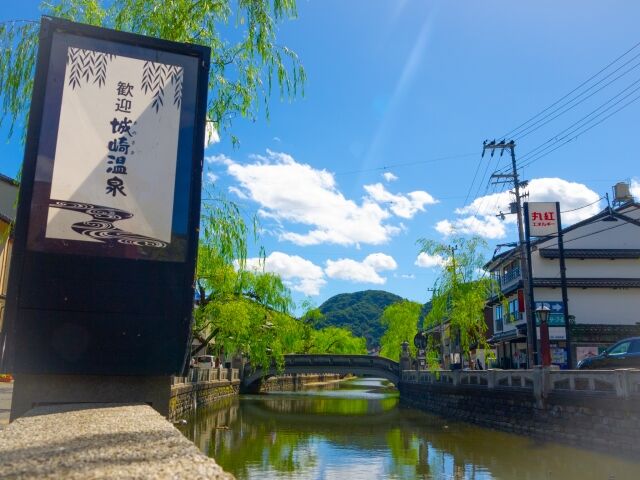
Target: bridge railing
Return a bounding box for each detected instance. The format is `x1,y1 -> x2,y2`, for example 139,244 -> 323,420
401,368 -> 640,401
171,367 -> 240,386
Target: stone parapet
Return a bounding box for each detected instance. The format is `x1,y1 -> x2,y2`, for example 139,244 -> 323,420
0,403 -> 233,479
399,368 -> 640,457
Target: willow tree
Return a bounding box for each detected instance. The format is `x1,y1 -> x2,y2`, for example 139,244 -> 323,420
0,0 -> 304,142
194,194 -> 302,371
418,235 -> 496,368
298,305 -> 367,355
379,300 -> 422,362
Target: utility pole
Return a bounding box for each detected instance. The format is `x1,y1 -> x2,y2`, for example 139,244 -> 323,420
427,287 -> 443,366
482,140 -> 537,368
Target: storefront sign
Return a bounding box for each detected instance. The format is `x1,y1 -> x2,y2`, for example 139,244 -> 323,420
534,301 -> 565,326
527,202 -> 559,237
0,17 -> 210,375
536,326 -> 566,341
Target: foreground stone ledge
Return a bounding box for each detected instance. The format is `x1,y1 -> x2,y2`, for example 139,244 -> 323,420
0,403 -> 233,479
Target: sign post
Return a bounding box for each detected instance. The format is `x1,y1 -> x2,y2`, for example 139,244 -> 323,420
525,201 -> 572,369
0,17 -> 210,419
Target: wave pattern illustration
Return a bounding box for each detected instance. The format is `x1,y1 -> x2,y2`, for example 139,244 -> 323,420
50,200 -> 168,248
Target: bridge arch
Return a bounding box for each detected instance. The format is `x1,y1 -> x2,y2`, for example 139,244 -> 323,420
241,354 -> 400,392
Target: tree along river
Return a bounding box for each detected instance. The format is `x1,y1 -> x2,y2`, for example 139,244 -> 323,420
178,378 -> 639,479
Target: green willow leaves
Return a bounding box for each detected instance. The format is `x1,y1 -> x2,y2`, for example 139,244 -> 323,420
379,300 -> 422,362
418,235 -> 497,367
0,0 -> 305,143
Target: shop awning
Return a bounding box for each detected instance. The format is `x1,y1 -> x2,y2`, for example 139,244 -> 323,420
488,326 -> 526,345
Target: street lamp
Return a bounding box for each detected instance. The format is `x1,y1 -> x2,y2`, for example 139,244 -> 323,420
535,304 -> 551,367
413,331 -> 427,371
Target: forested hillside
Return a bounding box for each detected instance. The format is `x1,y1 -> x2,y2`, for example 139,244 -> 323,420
318,290 -> 404,348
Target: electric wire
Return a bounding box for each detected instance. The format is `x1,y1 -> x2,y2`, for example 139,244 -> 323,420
491,75 -> 640,177
500,38 -> 640,140
333,152 -> 477,176
515,90 -> 640,171
513,56 -> 640,141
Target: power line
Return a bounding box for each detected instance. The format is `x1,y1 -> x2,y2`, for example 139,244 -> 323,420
536,215 -> 629,251
559,197 -> 604,214
500,38 -> 640,139
514,57 -> 640,141
516,89 -> 640,171
333,152 -> 477,176
492,78 -> 640,176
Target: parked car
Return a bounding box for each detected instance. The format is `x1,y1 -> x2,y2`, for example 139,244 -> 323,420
196,355 -> 216,369
577,337 -> 640,369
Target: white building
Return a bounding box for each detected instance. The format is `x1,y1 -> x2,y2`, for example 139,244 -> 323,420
485,201 -> 640,369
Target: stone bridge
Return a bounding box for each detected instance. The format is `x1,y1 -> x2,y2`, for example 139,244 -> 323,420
241,354 -> 400,391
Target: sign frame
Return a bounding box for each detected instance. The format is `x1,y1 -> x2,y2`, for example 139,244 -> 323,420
526,201 -> 559,238
0,17 -> 210,376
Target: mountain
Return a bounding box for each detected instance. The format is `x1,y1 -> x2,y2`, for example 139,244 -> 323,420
318,290 -> 404,349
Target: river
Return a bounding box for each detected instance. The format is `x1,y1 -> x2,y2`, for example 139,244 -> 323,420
178,378 -> 640,479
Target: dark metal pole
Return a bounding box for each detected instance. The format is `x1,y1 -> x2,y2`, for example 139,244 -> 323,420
555,202 -> 572,369
508,144 -> 536,368
523,203 -> 539,365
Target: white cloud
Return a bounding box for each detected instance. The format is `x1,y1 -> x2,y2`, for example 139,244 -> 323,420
206,172 -> 218,183
244,252 -> 326,296
325,253 -> 397,285
630,179 -> 640,200
364,182 -> 437,219
435,216 -> 507,239
205,154 -> 233,166
361,252 -> 398,271
205,123 -> 220,147
438,178 -> 602,239
396,273 -> 415,279
383,172 -> 398,182
223,150 -> 409,246
415,252 -> 447,268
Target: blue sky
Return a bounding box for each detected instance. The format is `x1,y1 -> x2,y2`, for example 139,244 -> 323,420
2,1 -> 640,309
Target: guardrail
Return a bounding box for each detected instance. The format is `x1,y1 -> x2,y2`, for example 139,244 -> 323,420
401,368 -> 640,402
171,367 -> 239,386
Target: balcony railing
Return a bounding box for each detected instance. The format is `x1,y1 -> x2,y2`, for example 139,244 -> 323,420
501,267 -> 521,286
504,312 -> 523,323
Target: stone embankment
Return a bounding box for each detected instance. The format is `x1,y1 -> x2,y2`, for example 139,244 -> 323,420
170,368 -> 240,421
169,368 -> 343,419
0,403 -> 233,479
399,368 -> 640,457
258,373 -> 345,393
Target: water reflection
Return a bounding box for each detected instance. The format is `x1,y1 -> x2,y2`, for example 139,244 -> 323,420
178,378 -> 639,479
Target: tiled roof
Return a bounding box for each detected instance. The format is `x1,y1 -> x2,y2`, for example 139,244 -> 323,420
484,203 -> 640,270
533,277 -> 640,288
539,248 -> 640,259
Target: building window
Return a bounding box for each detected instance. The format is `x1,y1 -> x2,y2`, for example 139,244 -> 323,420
508,299 -> 519,323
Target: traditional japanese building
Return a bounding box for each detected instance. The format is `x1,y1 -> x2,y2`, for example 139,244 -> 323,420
0,174 -> 18,336
485,199 -> 640,369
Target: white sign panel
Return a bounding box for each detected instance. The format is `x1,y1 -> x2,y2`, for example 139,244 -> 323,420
44,47 -> 183,248
527,202 -> 559,237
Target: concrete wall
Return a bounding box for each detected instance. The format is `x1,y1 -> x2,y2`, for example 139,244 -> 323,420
534,287 -> 640,325
400,369 -> 640,457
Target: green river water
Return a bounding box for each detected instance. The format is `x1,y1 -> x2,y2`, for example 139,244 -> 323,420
178,378 -> 640,480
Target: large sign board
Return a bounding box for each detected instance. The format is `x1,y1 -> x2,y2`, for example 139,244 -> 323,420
0,17 -> 209,375
526,202 -> 559,237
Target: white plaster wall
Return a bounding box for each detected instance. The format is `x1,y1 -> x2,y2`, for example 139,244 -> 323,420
532,256 -> 640,278
534,287 -> 640,325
